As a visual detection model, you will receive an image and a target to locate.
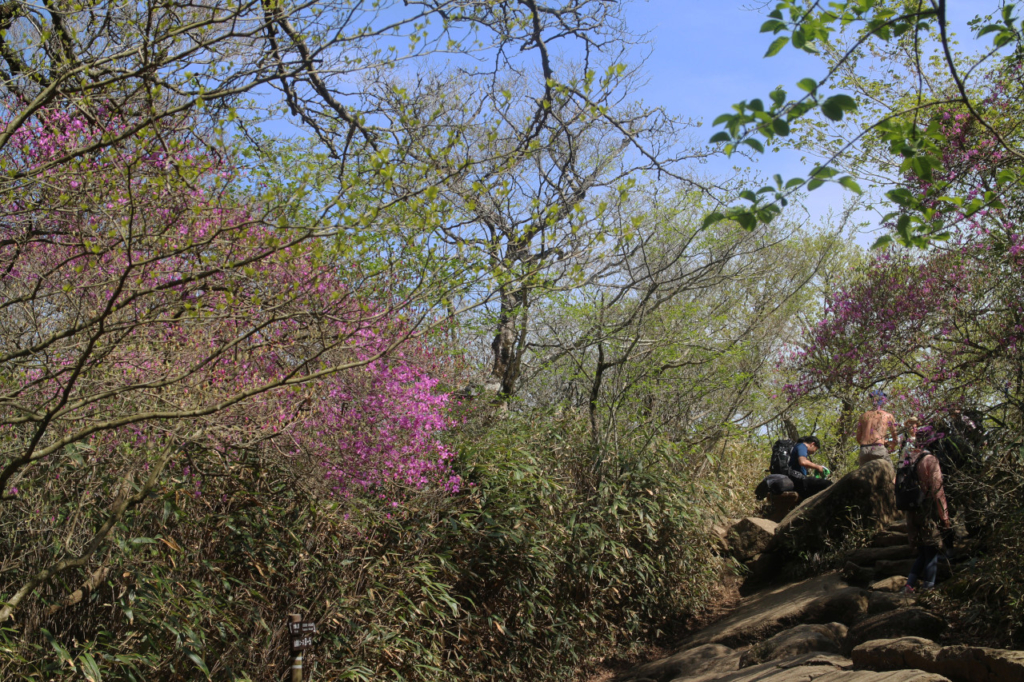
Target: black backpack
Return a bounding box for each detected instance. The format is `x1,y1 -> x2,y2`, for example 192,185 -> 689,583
895,456 -> 927,511
769,439 -> 795,476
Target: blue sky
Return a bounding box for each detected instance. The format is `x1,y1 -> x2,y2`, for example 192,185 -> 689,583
623,0 -> 995,242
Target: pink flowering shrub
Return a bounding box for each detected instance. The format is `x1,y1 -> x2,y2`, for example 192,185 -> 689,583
0,106 -> 459,625
786,68 -> 1024,424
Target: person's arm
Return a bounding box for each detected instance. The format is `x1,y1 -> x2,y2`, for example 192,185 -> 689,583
885,413 -> 899,449
798,456 -> 825,474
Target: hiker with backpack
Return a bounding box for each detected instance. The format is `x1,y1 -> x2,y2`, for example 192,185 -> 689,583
895,433 -> 951,593
755,435 -> 832,501
788,436 -> 833,499
856,389 -> 899,467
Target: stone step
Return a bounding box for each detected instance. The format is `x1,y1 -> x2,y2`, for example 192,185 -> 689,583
874,558 -> 953,582
845,544 -> 918,566
870,530 -> 909,548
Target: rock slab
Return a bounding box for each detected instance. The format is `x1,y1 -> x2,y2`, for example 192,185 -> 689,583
771,459 -> 898,557
739,622 -> 848,667
678,574 -> 850,649
845,608 -> 948,654
852,636 -> 1024,682
668,651 -> 950,681
623,643 -> 740,682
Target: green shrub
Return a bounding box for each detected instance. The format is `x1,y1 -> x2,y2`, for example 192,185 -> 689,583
0,409 -> 720,681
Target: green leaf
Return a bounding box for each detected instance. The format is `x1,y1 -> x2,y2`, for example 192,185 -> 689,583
838,176 -> 862,194
871,235 -> 893,249
744,138 -> 765,153
79,653 -> 103,682
995,31 -> 1016,47
701,212 -> 725,228
807,177 -> 825,190
820,99 -> 843,121
712,113 -> 733,125
772,118 -> 790,136
187,652 -> 212,679
765,36 -> 789,57
792,27 -> 806,49
825,94 -> 857,112
785,177 -> 805,189
796,78 -> 818,93
735,212 -> 756,230
760,19 -> 786,33
886,188 -> 913,207
41,629 -> 74,667
911,156 -> 933,181
709,131 -> 731,143
896,214 -> 912,240
811,166 -> 838,179
769,89 -> 786,106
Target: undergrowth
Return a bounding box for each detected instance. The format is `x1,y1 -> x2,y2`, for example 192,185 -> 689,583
0,407 -> 723,680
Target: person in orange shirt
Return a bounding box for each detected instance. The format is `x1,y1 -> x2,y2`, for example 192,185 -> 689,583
856,389 -> 898,467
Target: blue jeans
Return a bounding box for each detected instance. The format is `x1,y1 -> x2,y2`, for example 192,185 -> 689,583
908,545 -> 940,588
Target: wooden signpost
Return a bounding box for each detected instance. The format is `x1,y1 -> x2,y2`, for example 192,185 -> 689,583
288,614 -> 317,681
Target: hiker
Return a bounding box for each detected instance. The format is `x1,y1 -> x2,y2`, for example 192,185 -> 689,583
856,389 -> 898,466
788,436 -> 832,499
902,436 -> 951,593
898,416 -> 920,458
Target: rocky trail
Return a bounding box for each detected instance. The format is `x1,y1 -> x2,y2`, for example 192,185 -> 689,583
611,460 -> 1024,682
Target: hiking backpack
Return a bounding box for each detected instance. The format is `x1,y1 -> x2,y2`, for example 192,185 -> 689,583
769,439 -> 795,476
895,456 -> 927,511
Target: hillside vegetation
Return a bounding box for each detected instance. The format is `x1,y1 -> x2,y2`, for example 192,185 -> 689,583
1,0 -> 1023,679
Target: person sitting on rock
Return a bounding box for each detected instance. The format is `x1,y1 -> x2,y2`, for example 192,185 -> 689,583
904,433 -> 951,594
788,436 -> 832,499
856,389 -> 898,467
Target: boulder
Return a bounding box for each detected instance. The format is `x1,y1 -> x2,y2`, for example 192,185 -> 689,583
868,576 -> 906,593
866,591 -> 904,615
845,608 -> 947,653
743,551 -> 787,589
843,562 -> 876,586
711,523 -> 731,554
851,637 -> 1024,682
623,643 -> 740,682
801,587 -> 870,625
739,622 -> 847,667
727,518 -> 778,562
770,459 -> 898,557
935,645 -> 1024,682
767,491 -> 801,523
851,637 -> 942,672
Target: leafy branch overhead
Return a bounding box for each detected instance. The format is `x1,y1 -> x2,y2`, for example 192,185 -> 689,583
706,0 -> 1024,248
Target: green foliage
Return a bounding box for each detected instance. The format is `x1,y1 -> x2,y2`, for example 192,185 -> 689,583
706,0 -> 1024,245
0,408 -> 721,681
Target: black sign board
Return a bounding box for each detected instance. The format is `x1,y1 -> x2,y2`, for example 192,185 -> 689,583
288,621 -> 317,651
